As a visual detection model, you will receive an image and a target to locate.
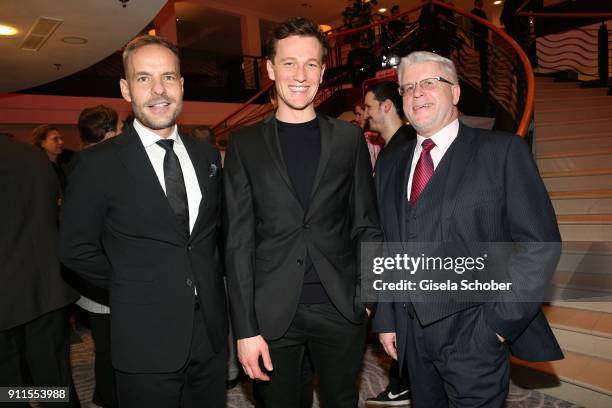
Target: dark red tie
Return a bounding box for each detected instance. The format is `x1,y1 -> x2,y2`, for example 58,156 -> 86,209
409,138 -> 436,205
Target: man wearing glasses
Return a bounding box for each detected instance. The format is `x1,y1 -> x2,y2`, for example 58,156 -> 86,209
372,51 -> 562,407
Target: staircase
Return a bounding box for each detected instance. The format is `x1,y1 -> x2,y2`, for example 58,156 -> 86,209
510,76 -> 612,407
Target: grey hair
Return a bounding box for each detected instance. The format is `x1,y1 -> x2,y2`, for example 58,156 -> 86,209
397,51 -> 458,84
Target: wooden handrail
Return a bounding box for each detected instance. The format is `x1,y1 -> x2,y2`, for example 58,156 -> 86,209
211,82 -> 273,130
427,0 -> 534,137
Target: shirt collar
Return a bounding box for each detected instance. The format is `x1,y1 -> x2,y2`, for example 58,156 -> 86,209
133,118 -> 180,148
416,119 -> 459,151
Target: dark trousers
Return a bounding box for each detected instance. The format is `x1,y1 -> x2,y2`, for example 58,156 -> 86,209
387,359 -> 410,393
89,312 -> 117,408
254,303 -> 367,408
115,307 -> 227,408
0,307 -> 81,407
404,305 -> 509,408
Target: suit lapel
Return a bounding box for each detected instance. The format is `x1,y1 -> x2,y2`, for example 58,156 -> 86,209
308,115 -> 333,205
115,125 -> 185,241
181,134 -> 210,240
440,124 -> 477,240
262,115 -> 298,197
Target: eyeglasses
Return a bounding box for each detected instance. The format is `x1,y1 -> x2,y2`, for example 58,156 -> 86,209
398,77 -> 454,97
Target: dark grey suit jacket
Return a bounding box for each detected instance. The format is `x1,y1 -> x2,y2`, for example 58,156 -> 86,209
224,114 -> 382,340
372,123 -> 563,364
0,136 -> 77,331
58,124 -> 227,373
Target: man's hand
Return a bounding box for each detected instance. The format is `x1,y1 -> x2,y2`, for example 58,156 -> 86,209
237,335 -> 273,381
379,332 -> 398,360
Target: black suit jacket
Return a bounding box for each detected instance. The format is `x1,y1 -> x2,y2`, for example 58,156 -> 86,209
58,124 -> 227,373
372,123 -> 563,364
224,114 -> 382,340
0,136 -> 77,331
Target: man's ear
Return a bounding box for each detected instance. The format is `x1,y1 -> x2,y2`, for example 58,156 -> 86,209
266,59 -> 275,81
452,84 -> 461,106
119,79 -> 132,103
383,99 -> 393,114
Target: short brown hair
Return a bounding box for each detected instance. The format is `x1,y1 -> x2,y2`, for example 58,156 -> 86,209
266,17 -> 330,62
30,124 -> 59,147
78,105 -> 119,145
122,35 -> 180,76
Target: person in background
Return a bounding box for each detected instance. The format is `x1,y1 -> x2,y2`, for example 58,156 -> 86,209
71,104 -> 122,408
31,124 -> 67,192
353,100 -> 385,167
190,125 -> 216,145
0,133 -> 81,407
363,81 -> 415,407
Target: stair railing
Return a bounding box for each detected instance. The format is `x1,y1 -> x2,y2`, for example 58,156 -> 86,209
212,0 -> 536,139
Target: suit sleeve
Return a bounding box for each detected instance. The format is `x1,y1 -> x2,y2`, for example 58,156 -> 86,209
223,136 -> 260,339
350,129 -> 383,312
371,156 -> 398,332
484,135 -> 561,342
58,153 -> 111,289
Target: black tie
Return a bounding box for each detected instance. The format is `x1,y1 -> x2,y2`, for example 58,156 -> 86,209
156,139 -> 189,237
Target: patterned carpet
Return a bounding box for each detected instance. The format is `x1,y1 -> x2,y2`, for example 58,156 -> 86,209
69,328 -> 581,408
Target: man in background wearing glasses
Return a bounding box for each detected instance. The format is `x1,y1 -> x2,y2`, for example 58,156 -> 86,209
371,51 -> 563,407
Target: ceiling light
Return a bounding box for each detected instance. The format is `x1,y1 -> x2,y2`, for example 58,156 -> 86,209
0,24 -> 18,36
493,1 -> 502,5
148,29 -> 156,36
61,36 -> 87,44
319,24 -> 332,33
379,8 -> 387,13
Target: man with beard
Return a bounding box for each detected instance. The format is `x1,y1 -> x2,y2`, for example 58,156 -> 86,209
59,36 -> 227,407
224,17 -> 381,407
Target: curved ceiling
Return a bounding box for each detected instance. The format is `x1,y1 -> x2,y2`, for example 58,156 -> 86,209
0,0 -> 166,92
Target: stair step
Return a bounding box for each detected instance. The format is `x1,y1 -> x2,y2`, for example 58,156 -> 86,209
511,351 -> 612,407
536,105 -> 612,122
542,168 -> 612,192
537,118 -> 612,138
558,214 -> 612,224
537,133 -> 612,154
535,95 -> 612,109
551,270 -> 612,293
537,148 -> 612,173
543,305 -> 612,360
551,190 -> 612,199
551,190 -> 612,214
537,87 -> 607,99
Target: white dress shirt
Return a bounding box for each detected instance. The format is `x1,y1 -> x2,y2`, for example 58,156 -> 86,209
406,119 -> 460,200
133,119 -> 201,233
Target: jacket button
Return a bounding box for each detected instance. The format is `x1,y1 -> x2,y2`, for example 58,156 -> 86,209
187,245 -> 192,251
186,279 -> 193,287
297,259 -> 304,265
303,223 -> 310,229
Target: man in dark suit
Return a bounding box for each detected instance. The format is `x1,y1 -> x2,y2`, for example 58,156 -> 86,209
59,36 -> 227,407
224,17 -> 382,407
362,81 -> 415,407
0,134 -> 80,407
372,51 -> 563,407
